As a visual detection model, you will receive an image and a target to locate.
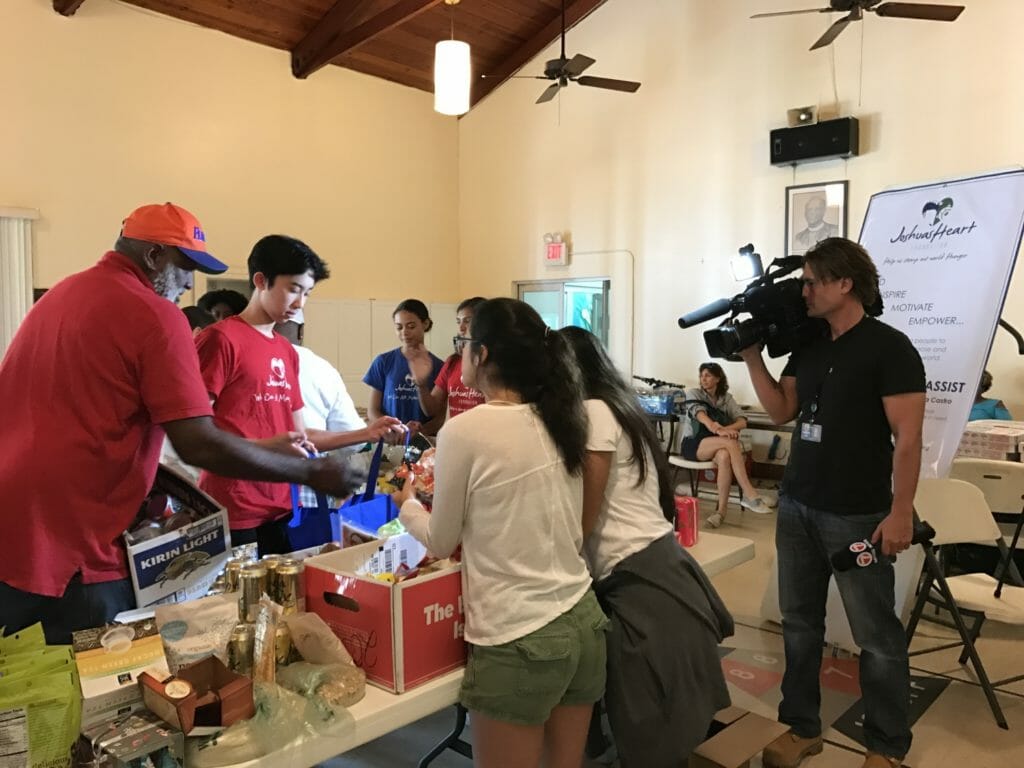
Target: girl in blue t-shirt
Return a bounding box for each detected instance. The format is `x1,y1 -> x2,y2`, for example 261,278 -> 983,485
364,299 -> 443,435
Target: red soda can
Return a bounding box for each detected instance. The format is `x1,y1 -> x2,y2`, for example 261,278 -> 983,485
674,495 -> 699,547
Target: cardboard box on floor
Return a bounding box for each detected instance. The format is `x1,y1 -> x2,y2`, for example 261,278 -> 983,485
689,707 -> 790,768
125,464 -> 232,609
305,532 -> 466,693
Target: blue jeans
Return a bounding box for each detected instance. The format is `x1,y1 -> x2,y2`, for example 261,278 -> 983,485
776,494 -> 912,758
0,575 -> 135,645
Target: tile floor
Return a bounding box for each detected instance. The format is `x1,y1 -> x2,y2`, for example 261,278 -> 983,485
323,491 -> 1024,768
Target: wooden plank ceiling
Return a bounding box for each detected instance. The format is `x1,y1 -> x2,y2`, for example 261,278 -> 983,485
54,0 -> 611,108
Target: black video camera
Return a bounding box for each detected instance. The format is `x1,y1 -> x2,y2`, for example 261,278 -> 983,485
678,246 -> 828,361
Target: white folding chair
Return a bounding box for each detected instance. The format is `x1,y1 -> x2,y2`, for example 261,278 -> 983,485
950,458 -> 1024,585
906,478 -> 1024,729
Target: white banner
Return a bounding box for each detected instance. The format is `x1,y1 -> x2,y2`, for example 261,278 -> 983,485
859,168 -> 1024,478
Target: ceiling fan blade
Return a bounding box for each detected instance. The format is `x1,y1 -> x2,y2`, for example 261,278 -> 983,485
576,76 -> 641,93
751,7 -> 833,18
874,2 -> 964,21
537,82 -> 562,104
810,12 -> 855,49
564,54 -> 596,77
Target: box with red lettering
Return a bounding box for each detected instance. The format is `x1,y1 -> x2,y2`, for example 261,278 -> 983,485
304,533 -> 466,693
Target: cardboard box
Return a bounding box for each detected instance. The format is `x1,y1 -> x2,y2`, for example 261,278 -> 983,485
72,618 -> 167,728
125,464 -> 232,608
77,711 -> 184,768
140,656 -> 254,734
305,533 -> 466,693
689,707 -> 789,768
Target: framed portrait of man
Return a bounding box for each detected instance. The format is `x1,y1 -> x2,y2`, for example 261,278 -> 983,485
785,181 -> 848,256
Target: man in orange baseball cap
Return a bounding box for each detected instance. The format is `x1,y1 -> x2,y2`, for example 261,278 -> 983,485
0,203 -> 364,643
121,202 -> 228,276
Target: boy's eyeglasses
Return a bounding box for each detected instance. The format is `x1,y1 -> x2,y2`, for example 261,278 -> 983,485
453,335 -> 475,346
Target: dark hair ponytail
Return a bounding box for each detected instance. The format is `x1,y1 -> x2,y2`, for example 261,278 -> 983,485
470,299 -> 587,475
561,326 -> 676,522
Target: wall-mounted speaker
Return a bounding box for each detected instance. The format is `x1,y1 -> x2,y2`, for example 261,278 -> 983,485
769,117 -> 859,166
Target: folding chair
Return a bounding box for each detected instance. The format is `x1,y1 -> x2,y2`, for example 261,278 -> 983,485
950,458 -> 1024,585
906,478 -> 1024,729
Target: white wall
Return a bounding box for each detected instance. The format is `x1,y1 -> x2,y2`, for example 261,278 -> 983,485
1,0 -> 461,303
459,0 -> 1024,414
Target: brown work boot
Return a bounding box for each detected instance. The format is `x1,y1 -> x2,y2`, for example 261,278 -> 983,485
762,732 -> 824,768
862,753 -> 903,768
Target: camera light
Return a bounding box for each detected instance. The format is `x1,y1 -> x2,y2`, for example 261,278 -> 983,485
731,251 -> 764,282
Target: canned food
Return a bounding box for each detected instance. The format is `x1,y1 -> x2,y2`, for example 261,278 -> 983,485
238,563 -> 268,623
274,623 -> 293,666
228,623 -> 254,677
224,559 -> 244,592
275,560 -> 305,614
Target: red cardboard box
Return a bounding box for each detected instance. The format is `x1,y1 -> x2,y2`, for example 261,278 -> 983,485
304,533 -> 466,693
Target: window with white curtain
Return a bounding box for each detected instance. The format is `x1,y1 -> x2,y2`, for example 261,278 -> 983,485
0,207 -> 37,357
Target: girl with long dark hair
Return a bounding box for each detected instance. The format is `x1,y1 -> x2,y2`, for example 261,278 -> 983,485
562,327 -> 733,768
395,300 -> 607,768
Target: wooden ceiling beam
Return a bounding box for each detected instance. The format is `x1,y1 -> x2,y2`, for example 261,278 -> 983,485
471,0 -> 607,108
53,0 -> 87,16
292,0 -> 444,80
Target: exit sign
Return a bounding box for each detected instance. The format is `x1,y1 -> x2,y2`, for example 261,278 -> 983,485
545,241 -> 568,266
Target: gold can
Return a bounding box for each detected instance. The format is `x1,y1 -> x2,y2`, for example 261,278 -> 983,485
224,559 -> 244,592
228,623 -> 254,677
275,560 -> 305,614
274,623 -> 293,666
238,563 -> 268,623
261,555 -> 284,604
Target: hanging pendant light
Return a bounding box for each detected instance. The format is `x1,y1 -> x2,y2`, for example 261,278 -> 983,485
434,0 -> 471,116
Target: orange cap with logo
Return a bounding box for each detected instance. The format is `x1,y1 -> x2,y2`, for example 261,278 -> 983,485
121,203 -> 227,275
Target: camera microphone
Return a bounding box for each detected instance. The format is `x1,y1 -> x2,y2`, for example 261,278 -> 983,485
830,521 -> 937,572
678,298 -> 733,329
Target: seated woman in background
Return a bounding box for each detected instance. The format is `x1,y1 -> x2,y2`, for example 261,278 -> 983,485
681,362 -> 770,527
395,299 -> 607,768
969,369 -> 1013,421
409,296 -> 486,431
563,327 -> 733,768
363,299 -> 443,436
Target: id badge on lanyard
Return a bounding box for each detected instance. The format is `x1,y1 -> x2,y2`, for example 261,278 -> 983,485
799,363 -> 831,444
801,421 -> 823,443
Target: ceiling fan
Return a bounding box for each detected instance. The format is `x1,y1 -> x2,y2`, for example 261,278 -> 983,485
752,1 -> 965,50
520,0 -> 641,104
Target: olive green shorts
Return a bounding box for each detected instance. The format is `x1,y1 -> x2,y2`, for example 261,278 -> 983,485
459,590 -> 609,725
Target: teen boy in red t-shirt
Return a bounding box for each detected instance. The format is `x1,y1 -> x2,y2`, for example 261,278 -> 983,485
196,235 -> 402,554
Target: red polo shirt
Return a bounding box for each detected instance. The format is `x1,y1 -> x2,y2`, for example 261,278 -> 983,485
0,252 -> 213,596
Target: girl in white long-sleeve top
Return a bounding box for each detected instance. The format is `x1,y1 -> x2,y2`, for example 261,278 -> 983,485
394,298 -> 607,768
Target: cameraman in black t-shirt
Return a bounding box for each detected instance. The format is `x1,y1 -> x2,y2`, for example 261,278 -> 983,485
739,238 -> 926,768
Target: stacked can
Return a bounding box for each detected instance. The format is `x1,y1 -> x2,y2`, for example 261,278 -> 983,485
274,559 -> 305,614
238,563 -> 268,624
227,623 -> 254,677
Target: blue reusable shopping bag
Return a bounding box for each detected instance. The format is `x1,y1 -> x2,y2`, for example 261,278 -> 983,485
340,440 -> 400,535
286,451 -> 339,550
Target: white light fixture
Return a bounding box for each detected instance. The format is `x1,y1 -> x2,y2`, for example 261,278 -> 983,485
434,0 -> 470,116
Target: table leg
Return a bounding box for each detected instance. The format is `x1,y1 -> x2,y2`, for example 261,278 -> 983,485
417,704 -> 472,767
